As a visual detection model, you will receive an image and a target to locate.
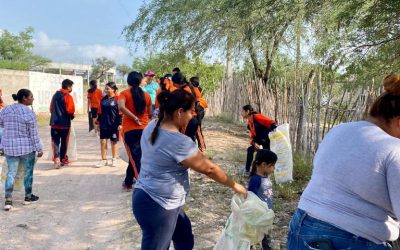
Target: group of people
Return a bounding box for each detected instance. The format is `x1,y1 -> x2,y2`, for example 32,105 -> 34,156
1,70 -> 400,250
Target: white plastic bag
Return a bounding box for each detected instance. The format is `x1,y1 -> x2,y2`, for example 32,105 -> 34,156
214,192 -> 275,250
269,123 -> 293,184
47,125 -> 77,161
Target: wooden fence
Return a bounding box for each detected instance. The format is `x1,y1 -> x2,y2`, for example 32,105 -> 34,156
206,72 -> 380,155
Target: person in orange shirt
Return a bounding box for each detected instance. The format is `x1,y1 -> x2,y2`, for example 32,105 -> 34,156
190,76 -> 208,151
87,80 -> 103,133
118,71 -> 152,191
50,79 -> 75,169
241,104 -> 277,174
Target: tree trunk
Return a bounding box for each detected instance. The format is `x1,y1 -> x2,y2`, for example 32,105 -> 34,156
315,71 -> 322,152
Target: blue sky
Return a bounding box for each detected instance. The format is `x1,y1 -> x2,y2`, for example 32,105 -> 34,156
0,0 -> 145,65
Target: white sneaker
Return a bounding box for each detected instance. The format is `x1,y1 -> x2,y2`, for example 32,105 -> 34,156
110,158 -> 118,167
95,159 -> 107,168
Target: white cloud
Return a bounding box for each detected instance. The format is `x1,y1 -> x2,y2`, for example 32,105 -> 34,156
32,32 -> 131,65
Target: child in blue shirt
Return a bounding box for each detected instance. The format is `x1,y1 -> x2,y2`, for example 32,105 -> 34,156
248,149 -> 278,249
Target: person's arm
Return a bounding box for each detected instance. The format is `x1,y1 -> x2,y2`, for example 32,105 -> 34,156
27,112 -> 43,157
146,93 -> 153,119
182,151 -> 248,197
117,96 -> 142,125
386,150 -> 400,219
64,94 -> 75,120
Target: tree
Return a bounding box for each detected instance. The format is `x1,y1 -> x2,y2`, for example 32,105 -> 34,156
132,52 -> 224,92
116,64 -> 132,79
0,27 -> 50,70
124,0 -> 320,86
90,57 -> 116,83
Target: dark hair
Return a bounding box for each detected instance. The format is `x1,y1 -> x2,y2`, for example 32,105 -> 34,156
190,77 -> 200,87
12,89 -> 32,103
106,81 -> 118,92
172,67 -> 181,73
150,89 -> 196,144
88,80 -> 97,93
62,79 -> 74,89
127,71 -> 145,115
164,73 -> 172,79
249,150 -> 278,177
369,74 -> 400,122
172,72 -> 186,85
242,104 -> 257,115
159,77 -> 167,91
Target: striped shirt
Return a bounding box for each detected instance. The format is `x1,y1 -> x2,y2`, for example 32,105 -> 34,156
0,103 -> 43,156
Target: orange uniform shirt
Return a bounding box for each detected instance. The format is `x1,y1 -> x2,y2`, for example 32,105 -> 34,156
87,88 -> 103,109
119,88 -> 152,132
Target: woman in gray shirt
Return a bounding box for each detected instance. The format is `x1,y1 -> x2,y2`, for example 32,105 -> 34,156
287,74 -> 400,249
133,89 -> 247,250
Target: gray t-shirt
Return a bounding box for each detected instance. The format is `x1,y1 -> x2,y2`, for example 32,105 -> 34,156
299,121 -> 400,243
135,120 -> 198,210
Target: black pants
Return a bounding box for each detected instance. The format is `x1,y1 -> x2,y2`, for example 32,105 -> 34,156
51,128 -> 70,161
88,112 -> 94,132
123,129 -> 143,186
245,140 -> 270,172
185,117 -> 199,142
133,189 -> 194,250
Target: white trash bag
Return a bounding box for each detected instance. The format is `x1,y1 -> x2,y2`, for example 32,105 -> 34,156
47,125 -> 77,161
269,123 -> 293,184
214,192 -> 275,250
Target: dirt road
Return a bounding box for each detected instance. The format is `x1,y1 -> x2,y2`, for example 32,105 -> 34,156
0,118 -> 252,250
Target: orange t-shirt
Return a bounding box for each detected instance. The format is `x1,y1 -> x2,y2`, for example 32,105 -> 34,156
119,88 -> 152,132
87,88 -> 103,109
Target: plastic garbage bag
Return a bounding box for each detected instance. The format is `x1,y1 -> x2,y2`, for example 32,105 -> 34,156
214,192 -> 275,250
269,123 -> 293,184
1,158 -> 25,192
47,125 -> 77,161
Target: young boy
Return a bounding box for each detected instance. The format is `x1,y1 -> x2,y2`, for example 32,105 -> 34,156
50,79 -> 75,168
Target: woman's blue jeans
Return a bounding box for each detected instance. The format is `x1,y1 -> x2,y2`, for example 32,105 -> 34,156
287,209 -> 392,250
5,152 -> 36,198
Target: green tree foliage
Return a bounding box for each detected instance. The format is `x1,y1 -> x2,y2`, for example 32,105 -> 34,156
0,27 -> 50,70
116,64 -> 132,79
132,53 -> 224,92
90,57 -> 116,83
124,0 -> 320,85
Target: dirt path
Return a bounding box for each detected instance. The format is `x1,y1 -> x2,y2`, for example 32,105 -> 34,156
0,117 -> 287,249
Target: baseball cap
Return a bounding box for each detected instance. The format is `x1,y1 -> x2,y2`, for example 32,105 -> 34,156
145,70 -> 155,76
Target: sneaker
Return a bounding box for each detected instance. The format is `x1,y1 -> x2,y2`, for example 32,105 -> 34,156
4,200 -> 12,211
122,182 -> 133,192
95,159 -> 108,168
61,158 -> 71,167
54,158 -> 61,169
110,158 -> 118,167
24,194 -> 39,205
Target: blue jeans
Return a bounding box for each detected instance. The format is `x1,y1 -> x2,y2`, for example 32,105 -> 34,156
5,152 -> 36,199
287,209 -> 392,250
132,188 -> 194,250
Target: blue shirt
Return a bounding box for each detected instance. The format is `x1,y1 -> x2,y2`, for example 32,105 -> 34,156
248,174 -> 273,209
135,120 -> 198,210
142,81 -> 159,105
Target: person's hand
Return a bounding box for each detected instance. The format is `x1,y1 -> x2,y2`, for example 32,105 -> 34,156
134,117 -> 142,126
254,143 -> 260,150
118,125 -> 122,131
232,182 -> 248,199
37,151 -> 43,158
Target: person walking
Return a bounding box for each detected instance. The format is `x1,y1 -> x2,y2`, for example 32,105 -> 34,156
50,79 -> 75,169
118,71 -> 152,191
0,89 -> 43,211
95,82 -> 122,168
133,89 -> 247,249
286,74 -> 400,249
